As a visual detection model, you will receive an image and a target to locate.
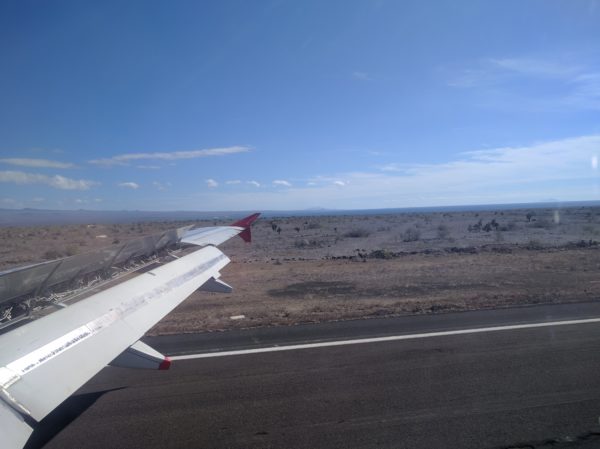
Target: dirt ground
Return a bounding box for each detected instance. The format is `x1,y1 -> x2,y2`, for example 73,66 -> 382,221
1,205 -> 600,334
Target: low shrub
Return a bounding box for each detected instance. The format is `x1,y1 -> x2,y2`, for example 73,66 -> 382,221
344,228 -> 370,238
402,227 -> 421,242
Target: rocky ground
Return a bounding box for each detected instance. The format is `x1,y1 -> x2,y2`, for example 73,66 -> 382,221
2,205 -> 600,334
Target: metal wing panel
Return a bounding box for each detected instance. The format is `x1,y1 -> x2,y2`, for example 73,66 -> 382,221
0,226 -> 191,306
0,245 -> 229,422
0,260 -> 61,306
0,401 -> 32,449
180,226 -> 243,247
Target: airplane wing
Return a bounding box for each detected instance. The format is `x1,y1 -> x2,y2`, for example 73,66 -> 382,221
0,213 -> 260,449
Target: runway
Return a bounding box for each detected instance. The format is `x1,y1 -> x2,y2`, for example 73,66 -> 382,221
34,302 -> 600,449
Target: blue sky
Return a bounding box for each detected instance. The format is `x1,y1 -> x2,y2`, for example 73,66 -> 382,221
1,0 -> 600,211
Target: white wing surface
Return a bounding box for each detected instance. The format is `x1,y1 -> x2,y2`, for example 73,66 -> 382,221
0,213 -> 259,448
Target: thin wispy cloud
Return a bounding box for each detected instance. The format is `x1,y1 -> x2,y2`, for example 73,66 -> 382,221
136,165 -> 161,170
118,182 -> 140,189
446,56 -> 600,111
488,58 -> 581,79
566,72 -> 600,109
0,158 -> 75,169
247,180 -> 260,187
377,163 -> 424,173
305,176 -> 352,187
152,181 -> 171,191
447,57 -> 583,87
273,179 -> 292,187
184,135 -> 600,210
90,146 -> 250,167
205,179 -> 218,188
0,170 -> 97,190
352,71 -> 372,81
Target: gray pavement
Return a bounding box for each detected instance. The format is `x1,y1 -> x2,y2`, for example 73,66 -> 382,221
34,302 -> 600,449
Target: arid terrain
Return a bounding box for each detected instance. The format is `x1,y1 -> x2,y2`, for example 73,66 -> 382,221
2,205 -> 600,334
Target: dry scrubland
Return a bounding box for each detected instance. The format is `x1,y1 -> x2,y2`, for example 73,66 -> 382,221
2,207 -> 600,334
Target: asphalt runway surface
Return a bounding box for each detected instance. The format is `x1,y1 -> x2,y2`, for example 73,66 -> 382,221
31,302 -> 600,449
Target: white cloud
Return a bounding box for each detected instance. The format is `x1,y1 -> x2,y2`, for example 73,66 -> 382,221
273,180 -> 292,187
94,198 -> 103,203
31,197 -> 44,203
226,180 -> 242,185
206,179 -> 218,188
0,170 -> 97,190
118,182 -> 140,189
53,175 -> 96,190
0,158 -> 75,169
90,146 -> 250,166
152,181 -> 171,191
333,181 -> 346,186
377,163 -> 419,173
175,135 -> 600,210
247,180 -> 260,187
488,58 -> 580,79
136,165 -> 161,170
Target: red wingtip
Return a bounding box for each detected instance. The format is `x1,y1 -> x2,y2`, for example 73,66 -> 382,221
159,357 -> 171,370
231,213 -> 260,243
231,212 -> 261,228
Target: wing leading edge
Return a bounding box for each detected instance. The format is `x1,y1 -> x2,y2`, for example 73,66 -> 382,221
0,213 -> 260,448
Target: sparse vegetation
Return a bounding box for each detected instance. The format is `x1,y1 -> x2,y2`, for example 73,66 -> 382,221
369,249 -> 395,259
526,239 -> 543,249
530,217 -> 553,229
402,227 -> 421,242
43,249 -> 62,260
294,239 -> 323,248
65,245 -> 79,256
6,207 -> 600,336
344,228 -> 370,238
437,224 -> 450,239
3,206 -> 600,275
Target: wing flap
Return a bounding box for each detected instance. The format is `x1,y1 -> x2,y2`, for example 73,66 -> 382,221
0,400 -> 32,449
109,340 -> 170,370
0,245 -> 229,422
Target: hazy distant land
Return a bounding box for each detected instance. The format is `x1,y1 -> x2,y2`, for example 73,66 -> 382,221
2,200 -> 600,226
